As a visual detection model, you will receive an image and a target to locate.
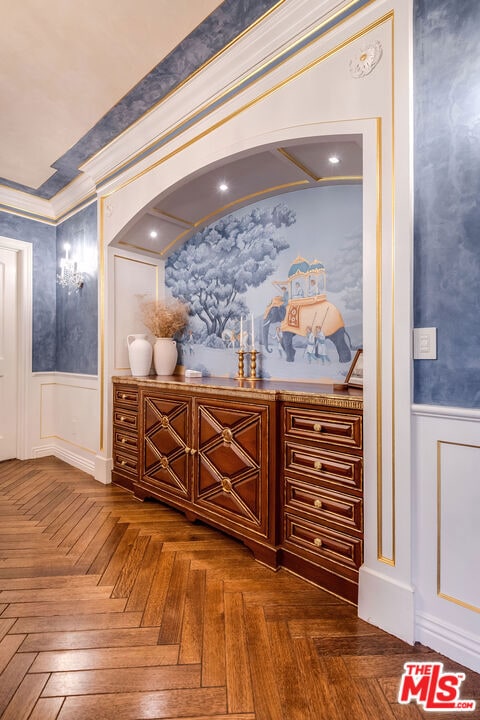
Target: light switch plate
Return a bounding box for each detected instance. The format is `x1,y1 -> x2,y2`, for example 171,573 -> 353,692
413,327 -> 437,360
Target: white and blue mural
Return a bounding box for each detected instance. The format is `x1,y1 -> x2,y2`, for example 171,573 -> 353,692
166,184 -> 362,383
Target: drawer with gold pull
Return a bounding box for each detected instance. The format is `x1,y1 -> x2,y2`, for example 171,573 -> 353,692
284,513 -> 362,569
113,451 -> 138,475
113,429 -> 138,454
284,442 -> 362,491
113,408 -> 138,431
114,386 -> 139,407
284,407 -> 362,449
284,478 -> 362,533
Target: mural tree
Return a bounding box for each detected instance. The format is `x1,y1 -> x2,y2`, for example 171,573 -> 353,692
165,203 -> 294,339
327,231 -> 363,311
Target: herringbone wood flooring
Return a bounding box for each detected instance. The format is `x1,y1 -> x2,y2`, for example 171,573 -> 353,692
0,458 -> 478,720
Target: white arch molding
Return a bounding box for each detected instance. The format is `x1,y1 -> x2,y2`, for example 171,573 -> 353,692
96,0 -> 414,644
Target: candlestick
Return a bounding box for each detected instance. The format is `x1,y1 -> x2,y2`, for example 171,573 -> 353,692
249,349 -> 259,379
235,349 -> 245,379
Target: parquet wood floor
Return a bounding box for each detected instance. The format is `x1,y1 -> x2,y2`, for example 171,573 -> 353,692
0,457 -> 478,719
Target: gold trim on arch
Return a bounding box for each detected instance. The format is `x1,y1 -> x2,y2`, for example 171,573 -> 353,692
159,180 -> 309,257
437,440 -> 480,614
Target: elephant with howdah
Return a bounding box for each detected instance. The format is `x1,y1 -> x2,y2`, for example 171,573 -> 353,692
263,295 -> 352,363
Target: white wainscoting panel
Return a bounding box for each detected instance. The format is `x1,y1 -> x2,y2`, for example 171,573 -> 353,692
438,441 -> 480,612
32,373 -> 99,476
413,405 -> 480,673
113,253 -> 161,371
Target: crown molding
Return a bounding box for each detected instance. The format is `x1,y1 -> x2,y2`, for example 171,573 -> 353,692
49,173 -> 97,223
0,184 -> 55,223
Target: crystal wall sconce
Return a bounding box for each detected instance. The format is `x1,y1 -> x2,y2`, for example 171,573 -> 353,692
57,243 -> 84,292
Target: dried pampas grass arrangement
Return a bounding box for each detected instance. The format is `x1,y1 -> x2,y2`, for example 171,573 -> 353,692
141,299 -> 188,338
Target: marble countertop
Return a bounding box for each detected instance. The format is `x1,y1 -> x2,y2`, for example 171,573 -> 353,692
112,374 -> 363,409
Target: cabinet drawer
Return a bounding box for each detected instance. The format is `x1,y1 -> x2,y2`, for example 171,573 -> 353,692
114,386 -> 139,406
113,408 -> 138,431
113,429 -> 138,455
113,450 -> 138,475
285,441 -> 362,491
284,513 -> 362,570
284,407 -> 362,449
284,478 -> 362,533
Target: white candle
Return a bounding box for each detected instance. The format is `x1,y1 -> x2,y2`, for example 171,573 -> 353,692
251,313 -> 255,349
240,316 -> 243,349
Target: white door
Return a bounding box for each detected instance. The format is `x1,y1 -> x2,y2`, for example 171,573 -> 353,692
0,247 -> 18,460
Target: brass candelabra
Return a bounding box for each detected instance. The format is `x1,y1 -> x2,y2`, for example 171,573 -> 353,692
236,348 -> 260,380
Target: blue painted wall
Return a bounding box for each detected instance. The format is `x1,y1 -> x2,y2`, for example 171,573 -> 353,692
56,204 -> 98,374
0,204 -> 98,375
0,212 -> 56,371
414,0 -> 480,407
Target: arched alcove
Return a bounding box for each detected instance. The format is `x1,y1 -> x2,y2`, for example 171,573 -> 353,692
97,1 -> 414,647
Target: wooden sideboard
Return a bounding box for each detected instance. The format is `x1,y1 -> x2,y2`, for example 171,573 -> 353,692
112,375 -> 363,603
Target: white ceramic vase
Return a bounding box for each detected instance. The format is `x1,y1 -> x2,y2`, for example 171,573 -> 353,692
127,334 -> 152,377
153,337 -> 178,376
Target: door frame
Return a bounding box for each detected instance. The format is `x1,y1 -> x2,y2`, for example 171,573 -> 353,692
0,236 -> 32,460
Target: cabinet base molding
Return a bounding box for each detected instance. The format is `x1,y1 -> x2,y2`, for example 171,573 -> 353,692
280,548 -> 359,604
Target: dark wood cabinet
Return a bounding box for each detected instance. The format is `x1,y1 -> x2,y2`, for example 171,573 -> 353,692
280,403 -> 363,603
112,376 -> 362,601
111,384 -> 140,491
141,392 -> 192,501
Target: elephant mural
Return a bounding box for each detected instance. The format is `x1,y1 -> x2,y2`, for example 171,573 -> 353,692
263,295 -> 352,363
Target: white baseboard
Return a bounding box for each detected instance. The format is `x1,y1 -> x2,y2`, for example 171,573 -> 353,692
358,565 -> 415,644
94,454 -> 113,485
416,611 -> 480,674
32,443 -> 95,477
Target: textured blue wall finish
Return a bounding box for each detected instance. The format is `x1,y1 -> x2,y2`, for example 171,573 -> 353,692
56,204 -> 98,374
414,0 -> 480,407
0,213 -> 56,371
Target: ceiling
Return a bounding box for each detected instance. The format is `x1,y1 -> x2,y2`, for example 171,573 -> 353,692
115,135 -> 363,258
1,1 -> 362,248
0,0 -> 224,193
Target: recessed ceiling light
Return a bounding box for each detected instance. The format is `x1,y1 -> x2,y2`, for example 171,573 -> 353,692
328,155 -> 340,165
149,230 -> 158,239
218,182 -> 229,192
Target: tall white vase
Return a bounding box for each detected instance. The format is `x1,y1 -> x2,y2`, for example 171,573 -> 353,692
127,334 -> 152,377
153,337 -> 178,376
